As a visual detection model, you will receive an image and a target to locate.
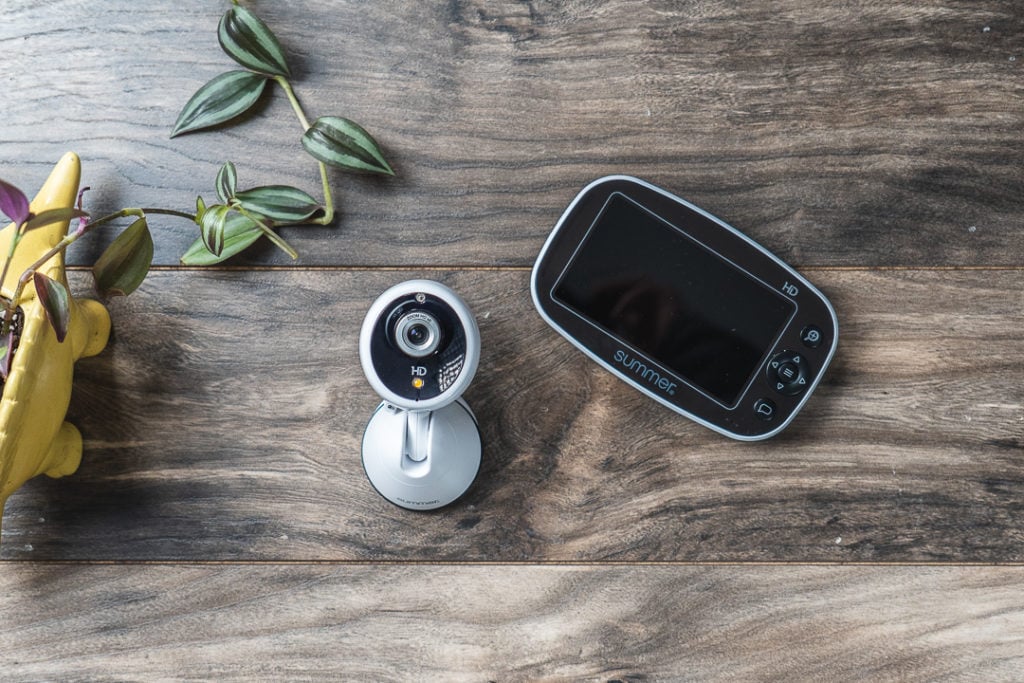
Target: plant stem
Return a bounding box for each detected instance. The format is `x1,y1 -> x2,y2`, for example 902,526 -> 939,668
0,222 -> 27,302
274,76 -> 335,225
6,209 -> 143,311
316,161 -> 335,225
139,208 -> 196,221
1,206 -> 196,335
233,206 -> 298,260
276,76 -> 311,130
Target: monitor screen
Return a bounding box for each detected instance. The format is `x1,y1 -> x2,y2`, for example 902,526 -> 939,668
553,193 -> 795,406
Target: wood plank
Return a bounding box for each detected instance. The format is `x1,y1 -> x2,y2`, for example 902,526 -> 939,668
2,1 -> 1021,267
2,268 -> 1020,561
1,564 -> 1023,681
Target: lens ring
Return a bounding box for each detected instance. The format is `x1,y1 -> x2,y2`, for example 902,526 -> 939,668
394,310 -> 441,357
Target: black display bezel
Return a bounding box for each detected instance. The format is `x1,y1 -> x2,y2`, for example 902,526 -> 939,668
531,176 -> 839,440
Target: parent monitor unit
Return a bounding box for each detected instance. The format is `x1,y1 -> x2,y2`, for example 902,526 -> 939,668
531,176 -> 838,441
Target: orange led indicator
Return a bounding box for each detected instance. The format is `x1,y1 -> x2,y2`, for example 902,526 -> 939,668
412,377 -> 424,389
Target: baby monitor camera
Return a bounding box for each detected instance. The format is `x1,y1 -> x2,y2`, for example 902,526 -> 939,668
359,280 -> 481,510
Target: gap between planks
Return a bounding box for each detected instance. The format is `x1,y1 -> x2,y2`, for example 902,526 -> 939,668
4,560 -> 1024,567
64,265 -> 1024,273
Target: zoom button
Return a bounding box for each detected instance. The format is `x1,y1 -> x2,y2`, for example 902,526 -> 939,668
801,325 -> 823,349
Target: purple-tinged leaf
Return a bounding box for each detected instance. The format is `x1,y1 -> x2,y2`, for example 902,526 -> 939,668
23,208 -> 88,232
92,217 -> 153,297
33,272 -> 70,343
76,186 -> 91,232
0,178 -> 31,226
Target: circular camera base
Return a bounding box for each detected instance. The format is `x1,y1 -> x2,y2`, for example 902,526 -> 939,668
361,399 -> 481,511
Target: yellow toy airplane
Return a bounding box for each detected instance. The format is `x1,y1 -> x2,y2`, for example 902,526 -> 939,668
0,152 -> 110,529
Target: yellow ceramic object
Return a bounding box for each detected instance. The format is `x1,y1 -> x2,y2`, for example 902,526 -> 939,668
0,152 -> 111,527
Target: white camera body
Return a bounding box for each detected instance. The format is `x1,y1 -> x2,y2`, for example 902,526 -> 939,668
359,280 -> 482,510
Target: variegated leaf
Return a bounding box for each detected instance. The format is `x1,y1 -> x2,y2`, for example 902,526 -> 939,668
181,213 -> 263,266
199,205 -> 232,256
234,185 -> 323,223
218,6 -> 290,77
216,162 -> 238,203
171,71 -> 268,138
301,117 -> 394,175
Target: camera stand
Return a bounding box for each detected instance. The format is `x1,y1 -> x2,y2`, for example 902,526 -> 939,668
361,398 -> 481,511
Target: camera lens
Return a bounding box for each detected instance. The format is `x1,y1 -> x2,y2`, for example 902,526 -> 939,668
394,310 -> 442,357
406,324 -> 428,346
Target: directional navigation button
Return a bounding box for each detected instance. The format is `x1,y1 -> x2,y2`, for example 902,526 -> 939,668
766,350 -> 814,396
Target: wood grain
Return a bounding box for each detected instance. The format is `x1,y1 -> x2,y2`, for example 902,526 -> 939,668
1,268 -> 1019,561
2,1 -> 1021,267
3,1 -> 1023,676
2,564 -> 1023,681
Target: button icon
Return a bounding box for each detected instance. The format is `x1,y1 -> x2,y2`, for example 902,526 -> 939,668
778,362 -> 798,381
766,350 -> 813,396
801,325 -> 823,349
754,398 -> 777,421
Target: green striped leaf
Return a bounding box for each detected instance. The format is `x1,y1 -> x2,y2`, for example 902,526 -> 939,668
199,205 -> 231,256
171,71 -> 268,138
181,213 -> 263,266
33,272 -> 70,343
234,185 -> 323,223
218,6 -> 290,77
215,162 -> 238,203
301,116 -> 394,175
92,217 -> 153,298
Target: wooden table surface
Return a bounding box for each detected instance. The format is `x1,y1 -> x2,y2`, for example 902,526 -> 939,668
2,0 -> 1023,679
